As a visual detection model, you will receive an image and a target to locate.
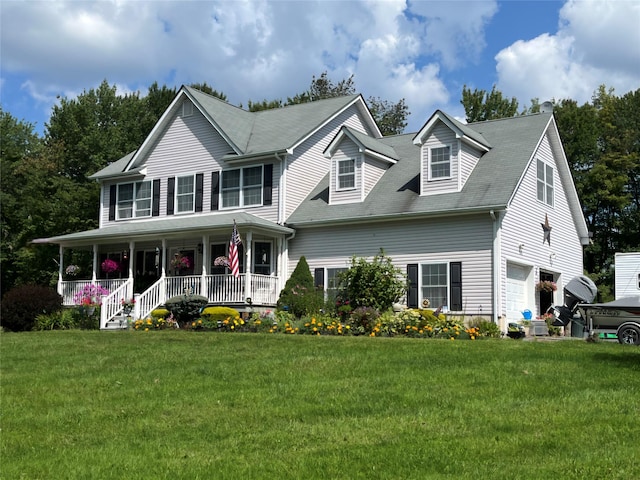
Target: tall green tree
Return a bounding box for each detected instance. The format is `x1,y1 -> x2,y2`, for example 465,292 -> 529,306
461,84 -> 519,122
367,97 -> 409,136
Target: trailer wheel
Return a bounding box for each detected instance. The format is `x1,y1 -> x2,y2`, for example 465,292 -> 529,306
617,325 -> 640,345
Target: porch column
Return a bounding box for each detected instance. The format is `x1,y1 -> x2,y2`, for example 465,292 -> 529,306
128,240 -> 135,298
276,237 -> 283,295
57,246 -> 64,296
92,244 -> 98,282
201,234 -> 208,295
244,230 -> 252,303
161,239 -> 167,277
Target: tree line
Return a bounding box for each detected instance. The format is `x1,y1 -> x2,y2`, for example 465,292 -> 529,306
1,75 -> 637,300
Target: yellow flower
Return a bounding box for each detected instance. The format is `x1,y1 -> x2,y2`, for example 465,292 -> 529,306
192,322 -> 196,327
450,337 -> 454,341
144,328 -> 149,332
470,336 -> 476,340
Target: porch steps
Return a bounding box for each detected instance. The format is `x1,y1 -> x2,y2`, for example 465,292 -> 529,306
104,316 -> 131,330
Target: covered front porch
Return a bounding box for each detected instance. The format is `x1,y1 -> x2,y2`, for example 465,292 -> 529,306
34,213 -> 294,329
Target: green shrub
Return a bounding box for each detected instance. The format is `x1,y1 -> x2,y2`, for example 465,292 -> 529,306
338,250 -> 407,311
468,317 -> 501,338
165,294 -> 208,326
0,284 -> 63,331
201,306 -> 240,322
150,308 -> 170,319
77,307 -> 100,330
33,309 -> 79,331
277,256 -> 323,317
348,306 -> 380,335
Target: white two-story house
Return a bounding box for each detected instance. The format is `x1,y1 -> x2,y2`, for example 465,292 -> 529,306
35,87 -> 589,331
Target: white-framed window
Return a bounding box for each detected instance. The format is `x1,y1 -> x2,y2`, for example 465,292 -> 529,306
537,159 -> 554,206
327,267 -> 347,300
176,175 -> 195,213
337,159 -> 356,190
421,263 -> 448,308
221,166 -> 263,208
182,102 -> 193,117
429,145 -> 451,179
117,181 -> 152,219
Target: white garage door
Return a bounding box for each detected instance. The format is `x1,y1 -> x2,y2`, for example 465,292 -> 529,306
506,263 -> 529,321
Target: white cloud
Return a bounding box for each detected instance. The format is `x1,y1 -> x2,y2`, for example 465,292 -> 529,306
1,0 -> 500,132
496,0 -> 640,105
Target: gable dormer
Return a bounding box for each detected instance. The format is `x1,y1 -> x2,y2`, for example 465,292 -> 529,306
324,127 -> 398,204
413,111 -> 491,196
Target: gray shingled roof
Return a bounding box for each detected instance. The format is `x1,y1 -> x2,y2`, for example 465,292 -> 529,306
33,212 -> 293,246
92,89 -> 363,178
287,112 -> 553,226
341,127 -> 399,161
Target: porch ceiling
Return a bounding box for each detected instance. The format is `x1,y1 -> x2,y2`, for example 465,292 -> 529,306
32,212 -> 294,247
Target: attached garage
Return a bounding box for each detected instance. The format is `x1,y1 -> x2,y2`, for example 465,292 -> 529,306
506,263 -> 532,322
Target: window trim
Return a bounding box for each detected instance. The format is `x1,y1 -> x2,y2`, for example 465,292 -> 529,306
536,158 -> 554,206
221,165 -> 264,209
116,180 -> 152,220
420,262 -> 449,309
428,145 -> 452,181
253,241 -> 272,275
175,174 -> 196,214
336,158 -> 356,191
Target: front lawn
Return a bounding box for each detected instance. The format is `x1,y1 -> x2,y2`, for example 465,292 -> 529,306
1,331 -> 639,479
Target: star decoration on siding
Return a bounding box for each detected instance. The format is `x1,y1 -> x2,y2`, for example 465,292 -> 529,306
541,214 -> 552,245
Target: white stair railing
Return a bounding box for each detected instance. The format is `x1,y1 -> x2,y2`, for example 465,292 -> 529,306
99,279 -> 133,329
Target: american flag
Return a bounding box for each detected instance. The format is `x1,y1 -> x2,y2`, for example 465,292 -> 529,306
229,221 -> 241,278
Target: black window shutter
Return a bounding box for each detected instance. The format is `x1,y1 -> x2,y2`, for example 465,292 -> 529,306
195,173 -> 204,212
211,171 -> 220,211
407,264 -> 418,309
263,164 -> 273,206
450,262 -> 463,311
152,179 -> 160,216
109,185 -> 117,221
314,268 -> 325,289
167,177 -> 175,215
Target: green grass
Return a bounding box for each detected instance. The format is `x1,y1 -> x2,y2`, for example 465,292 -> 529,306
2,331 -> 639,479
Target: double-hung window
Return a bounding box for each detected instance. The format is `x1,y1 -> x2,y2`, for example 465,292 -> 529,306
176,175 -> 195,213
537,159 -> 554,206
327,267 -> 347,301
430,146 -> 451,179
337,159 -> 355,190
421,263 -> 448,308
221,166 -> 263,208
117,181 -> 151,219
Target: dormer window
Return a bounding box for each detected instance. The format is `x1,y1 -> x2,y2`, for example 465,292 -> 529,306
337,159 -> 356,190
430,146 -> 451,179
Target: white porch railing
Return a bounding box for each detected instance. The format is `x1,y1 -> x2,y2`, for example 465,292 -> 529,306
99,279 -> 133,329
60,274 -> 279,328
60,279 -> 128,306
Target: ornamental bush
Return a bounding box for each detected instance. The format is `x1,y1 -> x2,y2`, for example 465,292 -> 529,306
201,306 -> 241,323
165,294 -> 208,326
339,250 -> 407,311
277,256 -> 323,317
0,284 -> 63,332
33,309 -> 79,331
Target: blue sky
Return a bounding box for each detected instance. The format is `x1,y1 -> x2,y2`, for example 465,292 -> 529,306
1,0 -> 638,136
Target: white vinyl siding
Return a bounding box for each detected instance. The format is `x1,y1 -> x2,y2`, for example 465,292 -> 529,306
330,137 -> 362,204
459,142 -> 483,188
101,102 -> 280,225
288,215 -> 493,315
501,130 -> 584,318
285,107 -> 372,219
221,166 -> 263,208
421,122 -> 459,196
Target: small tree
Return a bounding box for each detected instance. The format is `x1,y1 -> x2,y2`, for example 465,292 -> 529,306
277,256 -> 322,317
338,250 -> 407,311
